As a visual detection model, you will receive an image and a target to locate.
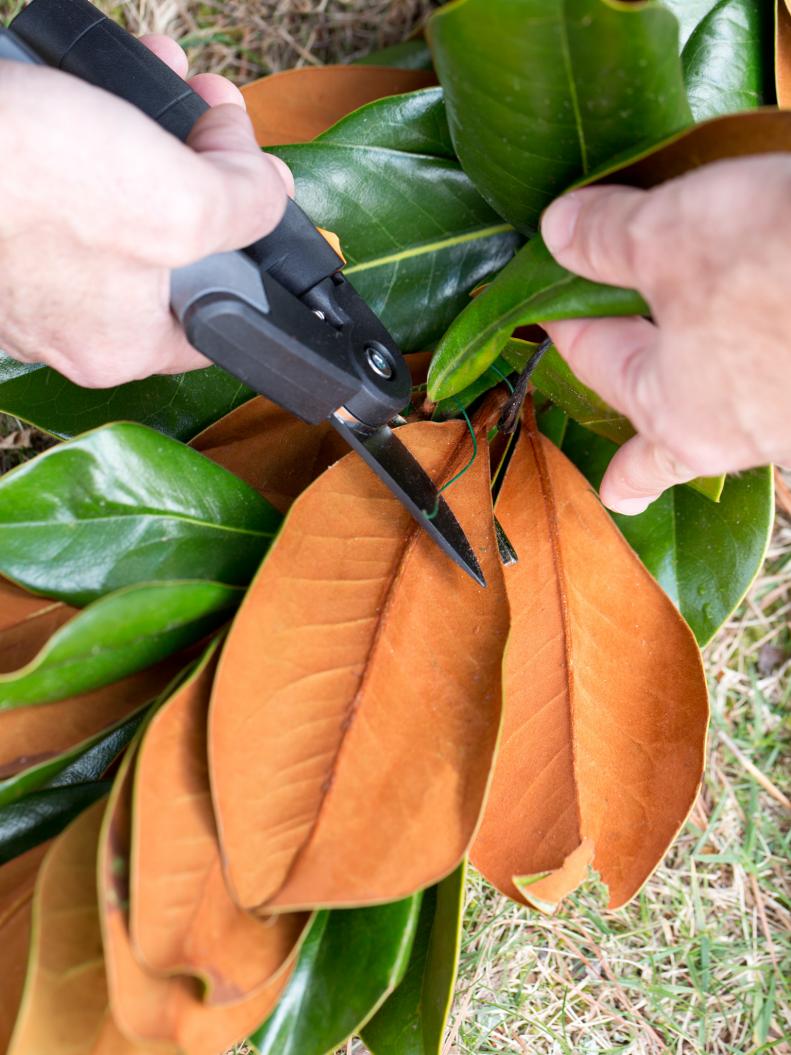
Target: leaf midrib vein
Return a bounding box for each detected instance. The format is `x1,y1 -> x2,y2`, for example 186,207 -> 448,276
267,426 -> 473,905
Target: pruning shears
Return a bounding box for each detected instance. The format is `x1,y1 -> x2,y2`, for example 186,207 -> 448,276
0,0 -> 485,586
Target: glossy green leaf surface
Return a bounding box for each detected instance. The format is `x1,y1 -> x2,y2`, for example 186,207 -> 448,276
0,781 -> 109,864
682,0 -> 774,120
505,339 -> 634,445
354,39 -> 434,70
248,895 -> 422,1055
0,581 -> 238,710
561,422 -> 774,644
428,0 -> 692,234
271,89 -> 521,352
504,339 -> 725,502
0,709 -> 145,809
660,0 -> 719,48
0,424 -> 281,605
427,235 -> 647,401
362,864 -> 466,1055
434,355 -> 515,417
0,354 -> 252,442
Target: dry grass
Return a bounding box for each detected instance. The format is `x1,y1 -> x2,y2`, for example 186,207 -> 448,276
1,0 -> 789,1049
105,0 -> 439,82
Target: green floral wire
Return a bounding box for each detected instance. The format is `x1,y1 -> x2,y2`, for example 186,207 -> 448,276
423,401 -> 477,520
487,362 -> 515,393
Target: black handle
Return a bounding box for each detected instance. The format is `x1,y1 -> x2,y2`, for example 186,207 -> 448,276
11,0 -> 344,296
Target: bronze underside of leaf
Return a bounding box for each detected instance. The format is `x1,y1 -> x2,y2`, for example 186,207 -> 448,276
210,415 -> 509,913
472,406 -> 708,911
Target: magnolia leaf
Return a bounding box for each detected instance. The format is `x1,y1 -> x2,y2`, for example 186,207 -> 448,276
0,423 -> 281,604
0,355 -> 253,442
682,0 -> 774,120
190,397 -> 348,513
248,897 -> 422,1055
270,90 -> 520,352
361,863 -> 466,1055
242,66 -> 436,147
315,86 -> 454,156
428,235 -> 647,401
428,108 -> 791,401
355,40 -> 434,71
99,669 -> 295,1055
505,339 -> 725,503
0,581 -> 239,710
210,415 -> 508,912
0,709 -> 146,810
561,421 -> 774,645
778,0 -> 791,107
428,0 -> 692,234
0,781 -> 110,866
130,644 -> 308,1005
6,803 -> 156,1055
471,408 -> 709,911
506,339 -> 634,446
0,843 -> 50,1053
660,0 -> 719,47
0,652 -> 190,781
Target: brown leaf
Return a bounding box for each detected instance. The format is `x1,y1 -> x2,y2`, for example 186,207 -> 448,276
190,398 -> 347,513
242,66 -> 437,147
778,0 -> 791,108
595,109 -> 791,189
190,352 -> 434,510
471,408 -> 709,911
209,417 -> 508,913
100,659 -> 295,1055
0,578 -> 73,660
0,655 -> 188,779
0,844 -> 49,1052
130,645 -> 308,1004
6,804 -> 154,1055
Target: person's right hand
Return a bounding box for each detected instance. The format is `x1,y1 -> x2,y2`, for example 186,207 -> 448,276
0,37 -> 293,388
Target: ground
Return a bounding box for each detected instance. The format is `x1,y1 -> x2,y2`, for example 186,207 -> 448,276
0,0 -> 788,1050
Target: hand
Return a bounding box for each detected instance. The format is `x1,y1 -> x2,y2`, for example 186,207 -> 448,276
0,36 -> 293,387
540,156 -> 791,514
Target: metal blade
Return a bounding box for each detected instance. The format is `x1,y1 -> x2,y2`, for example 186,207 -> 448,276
331,411 -> 486,587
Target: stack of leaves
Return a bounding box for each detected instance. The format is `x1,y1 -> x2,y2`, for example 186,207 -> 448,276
0,1 -> 787,1052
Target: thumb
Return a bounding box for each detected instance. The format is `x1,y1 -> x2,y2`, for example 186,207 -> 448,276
541,185 -> 649,289
599,434 -> 700,515
183,104 -> 292,258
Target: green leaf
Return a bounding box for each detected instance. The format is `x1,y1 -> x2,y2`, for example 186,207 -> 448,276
659,0 -> 719,48
434,355 -> 515,418
428,0 -> 692,234
248,895 -> 423,1055
0,580 -> 239,710
505,339 -> 725,502
682,0 -> 775,120
316,87 -> 455,157
427,235 -> 647,401
0,781 -> 109,864
0,708 -> 145,809
271,89 -> 521,352
354,39 -> 434,71
0,423 -> 281,604
561,421 -> 774,644
361,863 -> 466,1055
0,356 -> 252,441
505,338 -> 635,445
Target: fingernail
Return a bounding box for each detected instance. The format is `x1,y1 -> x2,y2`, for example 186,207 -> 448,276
541,194 -> 582,254
609,497 -> 652,516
